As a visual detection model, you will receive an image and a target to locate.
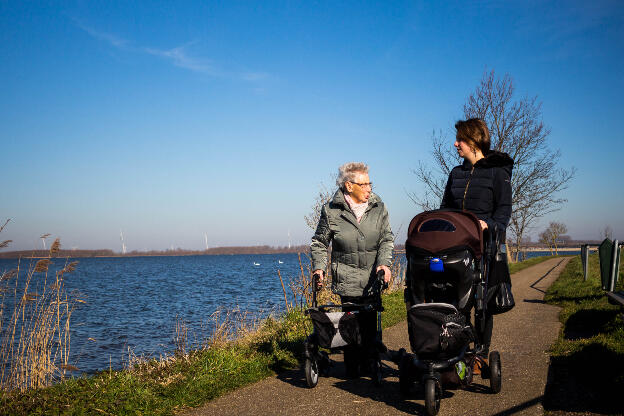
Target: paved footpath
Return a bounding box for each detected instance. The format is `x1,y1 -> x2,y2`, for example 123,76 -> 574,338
182,257 -> 571,416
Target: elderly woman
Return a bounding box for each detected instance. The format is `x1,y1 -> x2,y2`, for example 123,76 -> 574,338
440,118 -> 514,372
311,162 -> 394,378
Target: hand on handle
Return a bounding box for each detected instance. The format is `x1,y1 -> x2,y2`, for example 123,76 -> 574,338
312,269 -> 325,291
376,265 -> 391,290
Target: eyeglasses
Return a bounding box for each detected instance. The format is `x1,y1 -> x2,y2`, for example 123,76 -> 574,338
349,181 -> 373,189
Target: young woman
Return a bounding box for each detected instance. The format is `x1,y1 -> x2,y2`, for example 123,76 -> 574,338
441,118 -> 514,370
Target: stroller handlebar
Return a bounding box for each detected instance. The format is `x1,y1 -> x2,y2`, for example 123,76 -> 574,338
483,223 -> 502,259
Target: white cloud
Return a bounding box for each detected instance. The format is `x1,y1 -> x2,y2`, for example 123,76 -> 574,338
74,20 -> 268,82
144,45 -> 219,76
73,20 -> 129,49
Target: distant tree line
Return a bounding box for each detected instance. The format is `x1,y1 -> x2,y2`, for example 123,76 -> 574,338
0,249 -> 116,259
0,245 -> 313,259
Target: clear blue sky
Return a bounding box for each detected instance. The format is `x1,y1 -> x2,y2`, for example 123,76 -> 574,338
2,1 -> 623,251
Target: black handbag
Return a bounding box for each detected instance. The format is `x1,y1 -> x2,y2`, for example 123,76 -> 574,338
486,258 -> 515,315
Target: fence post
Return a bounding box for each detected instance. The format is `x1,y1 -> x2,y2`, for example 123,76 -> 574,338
599,238 -> 613,290
609,240 -> 621,292
580,244 -> 589,281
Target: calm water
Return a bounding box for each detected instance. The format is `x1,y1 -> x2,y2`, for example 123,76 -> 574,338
0,250 -> 574,374
523,250 -> 578,259
0,253 -> 309,374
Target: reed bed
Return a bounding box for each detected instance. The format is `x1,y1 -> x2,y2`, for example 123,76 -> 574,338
0,232 -> 81,392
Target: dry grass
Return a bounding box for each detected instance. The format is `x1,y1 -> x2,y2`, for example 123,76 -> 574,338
0,231 -> 81,392
125,305 -> 267,379
275,250 -> 406,313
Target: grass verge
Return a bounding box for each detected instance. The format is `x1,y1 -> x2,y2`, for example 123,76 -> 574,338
543,253 -> 624,415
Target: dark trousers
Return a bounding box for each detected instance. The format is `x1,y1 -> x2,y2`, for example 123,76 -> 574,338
341,295 -> 378,376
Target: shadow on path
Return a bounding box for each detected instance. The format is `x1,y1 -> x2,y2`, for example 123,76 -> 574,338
544,342 -> 624,414
490,396 -> 543,416
529,259 -> 565,293
332,376 -> 425,415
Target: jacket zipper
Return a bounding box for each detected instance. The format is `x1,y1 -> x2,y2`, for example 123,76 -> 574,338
462,166 -> 475,210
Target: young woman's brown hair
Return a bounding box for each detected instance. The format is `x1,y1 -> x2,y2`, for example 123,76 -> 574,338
455,118 -> 491,153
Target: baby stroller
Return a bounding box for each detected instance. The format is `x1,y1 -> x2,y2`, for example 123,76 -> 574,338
303,271 -> 387,387
398,209 -> 502,415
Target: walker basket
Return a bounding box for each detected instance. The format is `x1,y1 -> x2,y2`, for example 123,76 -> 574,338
308,309 -> 361,349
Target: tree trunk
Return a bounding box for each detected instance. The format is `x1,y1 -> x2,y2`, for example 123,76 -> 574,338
505,238 -> 513,263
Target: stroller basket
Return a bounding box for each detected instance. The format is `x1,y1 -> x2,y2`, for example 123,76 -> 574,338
407,303 -> 474,358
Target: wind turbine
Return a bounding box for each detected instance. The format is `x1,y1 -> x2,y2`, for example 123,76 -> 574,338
204,233 -> 209,250
288,229 -> 291,249
40,233 -> 50,250
120,230 -> 127,254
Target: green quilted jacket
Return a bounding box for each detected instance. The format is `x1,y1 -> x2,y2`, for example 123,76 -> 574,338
311,190 -> 394,297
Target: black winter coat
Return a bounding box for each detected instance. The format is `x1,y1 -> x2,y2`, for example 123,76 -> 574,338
440,151 -> 514,235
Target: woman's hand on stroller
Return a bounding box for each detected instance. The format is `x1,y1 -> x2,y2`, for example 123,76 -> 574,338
479,220 -> 488,230
376,265 -> 391,284
312,270 -> 325,290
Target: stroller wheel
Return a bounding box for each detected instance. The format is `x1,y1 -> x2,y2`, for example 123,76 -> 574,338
398,353 -> 413,396
305,358 -> 319,388
424,378 -> 441,416
488,351 -> 502,393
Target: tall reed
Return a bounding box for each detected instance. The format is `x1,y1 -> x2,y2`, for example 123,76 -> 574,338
0,230 -> 80,392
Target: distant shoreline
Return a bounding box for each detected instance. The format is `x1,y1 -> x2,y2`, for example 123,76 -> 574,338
0,245 -> 313,259
0,244 -> 594,260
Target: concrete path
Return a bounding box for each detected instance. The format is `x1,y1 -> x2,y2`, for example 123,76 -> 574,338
182,257 -> 571,416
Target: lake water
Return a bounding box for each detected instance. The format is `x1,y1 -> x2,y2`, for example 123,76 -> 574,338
522,250 -> 579,259
0,250 -> 577,374
0,253 -> 309,374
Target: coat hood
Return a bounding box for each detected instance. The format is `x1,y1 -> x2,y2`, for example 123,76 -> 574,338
463,150 -> 514,177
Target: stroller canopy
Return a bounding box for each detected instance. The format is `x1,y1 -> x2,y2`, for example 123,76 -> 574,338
406,209 -> 483,259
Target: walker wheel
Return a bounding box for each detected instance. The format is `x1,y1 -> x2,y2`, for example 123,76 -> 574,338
489,351 -> 502,393
424,378 -> 441,416
305,358 -> 319,388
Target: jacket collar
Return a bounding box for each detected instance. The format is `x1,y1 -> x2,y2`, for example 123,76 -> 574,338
461,150 -> 514,172
331,189 -> 380,211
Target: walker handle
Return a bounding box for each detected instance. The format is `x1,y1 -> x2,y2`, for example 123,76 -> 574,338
312,271 -> 323,308
377,269 -> 389,291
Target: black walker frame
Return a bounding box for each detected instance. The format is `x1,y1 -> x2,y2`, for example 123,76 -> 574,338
303,271 -> 388,387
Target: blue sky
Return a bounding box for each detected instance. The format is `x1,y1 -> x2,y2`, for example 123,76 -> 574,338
1,1 -> 623,251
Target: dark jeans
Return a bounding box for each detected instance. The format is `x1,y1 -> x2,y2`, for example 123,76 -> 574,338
340,295 -> 378,376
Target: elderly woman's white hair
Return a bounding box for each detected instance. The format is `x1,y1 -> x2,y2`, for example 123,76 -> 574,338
336,162 -> 369,191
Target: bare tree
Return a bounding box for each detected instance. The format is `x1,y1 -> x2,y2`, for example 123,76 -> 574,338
544,222 -> 568,255
539,222 -> 568,255
412,70 -> 575,261
304,184 -> 333,230
538,229 -> 554,255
